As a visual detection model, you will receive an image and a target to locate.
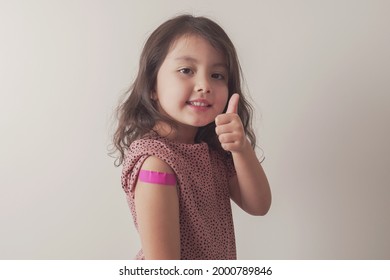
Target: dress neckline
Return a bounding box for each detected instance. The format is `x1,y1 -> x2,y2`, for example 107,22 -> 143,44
147,130 -> 208,148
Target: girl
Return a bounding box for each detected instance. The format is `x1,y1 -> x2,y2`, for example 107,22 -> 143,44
113,14 -> 271,260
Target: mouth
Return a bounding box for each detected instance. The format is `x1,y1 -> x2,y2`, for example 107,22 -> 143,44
186,100 -> 212,107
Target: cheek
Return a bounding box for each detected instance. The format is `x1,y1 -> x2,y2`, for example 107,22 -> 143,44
217,89 -> 229,113
156,73 -> 187,95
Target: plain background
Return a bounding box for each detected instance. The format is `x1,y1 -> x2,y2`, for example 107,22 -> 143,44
1,0 -> 389,259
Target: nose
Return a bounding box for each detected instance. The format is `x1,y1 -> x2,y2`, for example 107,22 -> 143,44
195,75 -> 211,94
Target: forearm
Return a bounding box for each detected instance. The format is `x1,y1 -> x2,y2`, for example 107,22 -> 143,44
215,94 -> 271,215
231,139 -> 271,215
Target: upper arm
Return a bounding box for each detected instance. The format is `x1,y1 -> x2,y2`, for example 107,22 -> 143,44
134,156 -> 180,259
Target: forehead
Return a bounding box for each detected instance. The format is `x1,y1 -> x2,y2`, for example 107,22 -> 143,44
166,34 -> 226,65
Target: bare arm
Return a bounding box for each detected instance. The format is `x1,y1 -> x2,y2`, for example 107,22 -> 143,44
215,94 -> 271,216
228,140 -> 271,215
134,156 -> 180,259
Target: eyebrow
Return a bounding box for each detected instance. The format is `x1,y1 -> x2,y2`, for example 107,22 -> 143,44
174,56 -> 227,69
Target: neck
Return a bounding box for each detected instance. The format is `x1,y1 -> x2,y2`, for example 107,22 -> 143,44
153,122 -> 198,144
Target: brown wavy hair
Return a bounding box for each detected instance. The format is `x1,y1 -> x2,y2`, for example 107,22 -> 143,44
111,14 -> 256,166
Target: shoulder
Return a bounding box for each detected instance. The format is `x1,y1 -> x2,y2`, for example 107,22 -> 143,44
122,135 -> 177,193
141,156 -> 175,174
130,135 -> 170,152
124,135 -> 176,165
129,134 -> 177,155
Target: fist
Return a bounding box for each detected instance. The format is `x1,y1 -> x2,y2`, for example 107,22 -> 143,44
215,93 -> 247,153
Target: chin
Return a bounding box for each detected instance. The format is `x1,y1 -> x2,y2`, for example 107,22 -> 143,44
192,120 -> 214,127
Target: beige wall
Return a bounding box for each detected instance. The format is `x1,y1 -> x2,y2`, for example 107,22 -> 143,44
1,0 -> 389,259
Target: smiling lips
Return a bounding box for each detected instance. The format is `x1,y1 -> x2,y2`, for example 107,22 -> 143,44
186,99 -> 211,107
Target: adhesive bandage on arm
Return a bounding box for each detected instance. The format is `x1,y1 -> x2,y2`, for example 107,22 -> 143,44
138,170 -> 177,186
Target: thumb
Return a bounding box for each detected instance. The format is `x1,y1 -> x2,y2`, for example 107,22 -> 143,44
226,93 -> 239,114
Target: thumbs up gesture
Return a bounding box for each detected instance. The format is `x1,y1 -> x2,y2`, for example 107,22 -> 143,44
215,93 -> 248,153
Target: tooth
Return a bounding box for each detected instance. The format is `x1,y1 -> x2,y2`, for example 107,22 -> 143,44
193,102 -> 206,106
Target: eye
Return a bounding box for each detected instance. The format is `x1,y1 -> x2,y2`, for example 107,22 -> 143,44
178,68 -> 193,75
211,73 -> 225,80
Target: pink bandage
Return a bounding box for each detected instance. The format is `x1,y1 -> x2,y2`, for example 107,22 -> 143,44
138,170 -> 177,186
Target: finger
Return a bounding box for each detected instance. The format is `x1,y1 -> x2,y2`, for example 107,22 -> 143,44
226,93 -> 239,114
215,113 -> 232,126
215,124 -> 231,136
221,142 -> 238,152
218,133 -> 237,144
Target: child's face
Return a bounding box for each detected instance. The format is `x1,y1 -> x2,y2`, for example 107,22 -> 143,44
154,34 -> 229,132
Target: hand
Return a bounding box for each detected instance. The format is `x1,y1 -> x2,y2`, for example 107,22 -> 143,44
215,93 -> 248,153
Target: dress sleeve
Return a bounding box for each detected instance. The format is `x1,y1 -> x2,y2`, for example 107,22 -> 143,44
122,154 -> 150,194
121,138 -> 177,194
